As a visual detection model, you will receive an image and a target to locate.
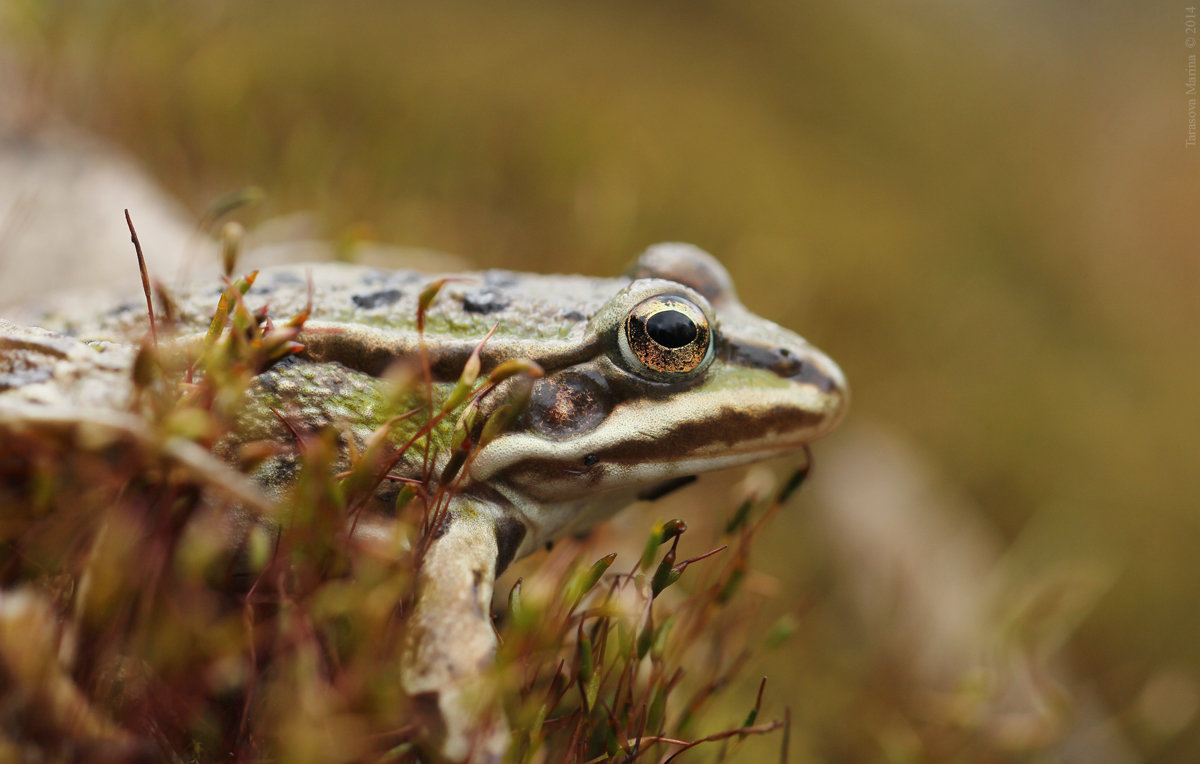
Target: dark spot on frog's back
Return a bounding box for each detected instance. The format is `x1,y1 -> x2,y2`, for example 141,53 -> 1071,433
461,289 -> 509,314
351,288 -> 402,309
525,368 -> 613,438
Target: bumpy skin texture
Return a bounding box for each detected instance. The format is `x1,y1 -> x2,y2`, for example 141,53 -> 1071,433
0,319 -> 135,408
37,244 -> 845,560
1,244 -> 847,763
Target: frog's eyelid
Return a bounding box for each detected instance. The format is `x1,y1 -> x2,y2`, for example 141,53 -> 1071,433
627,242 -> 737,307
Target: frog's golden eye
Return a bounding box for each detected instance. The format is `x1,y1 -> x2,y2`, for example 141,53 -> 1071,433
620,295 -> 713,379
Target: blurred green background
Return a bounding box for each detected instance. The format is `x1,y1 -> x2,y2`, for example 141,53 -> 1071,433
2,0 -> 1196,760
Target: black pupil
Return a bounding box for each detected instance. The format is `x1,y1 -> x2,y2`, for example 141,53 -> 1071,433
645,309 -> 697,348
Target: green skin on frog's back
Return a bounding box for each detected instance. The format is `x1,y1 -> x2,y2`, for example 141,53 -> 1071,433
143,244 -> 846,558
71,243 -> 848,762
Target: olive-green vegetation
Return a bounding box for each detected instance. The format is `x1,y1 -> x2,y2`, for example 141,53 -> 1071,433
3,0 -> 1196,761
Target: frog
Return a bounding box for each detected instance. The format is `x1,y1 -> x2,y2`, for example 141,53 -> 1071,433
0,242 -> 846,762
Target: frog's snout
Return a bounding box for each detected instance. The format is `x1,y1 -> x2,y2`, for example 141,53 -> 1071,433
719,335 -> 848,428
803,346 -> 849,439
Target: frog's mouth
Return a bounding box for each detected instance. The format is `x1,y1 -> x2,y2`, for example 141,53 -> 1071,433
470,379 -> 844,506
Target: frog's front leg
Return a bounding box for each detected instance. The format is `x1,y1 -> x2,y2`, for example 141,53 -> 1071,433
402,499 -> 516,763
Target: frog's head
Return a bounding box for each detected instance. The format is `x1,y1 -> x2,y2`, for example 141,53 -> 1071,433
469,244 -> 847,555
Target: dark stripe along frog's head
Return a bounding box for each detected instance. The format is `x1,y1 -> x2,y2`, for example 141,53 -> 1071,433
469,243 -> 847,552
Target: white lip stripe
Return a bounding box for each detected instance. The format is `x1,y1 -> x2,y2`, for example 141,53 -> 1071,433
470,381 -> 839,485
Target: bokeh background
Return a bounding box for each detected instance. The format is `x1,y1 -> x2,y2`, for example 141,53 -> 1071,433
1,1 -> 1195,760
